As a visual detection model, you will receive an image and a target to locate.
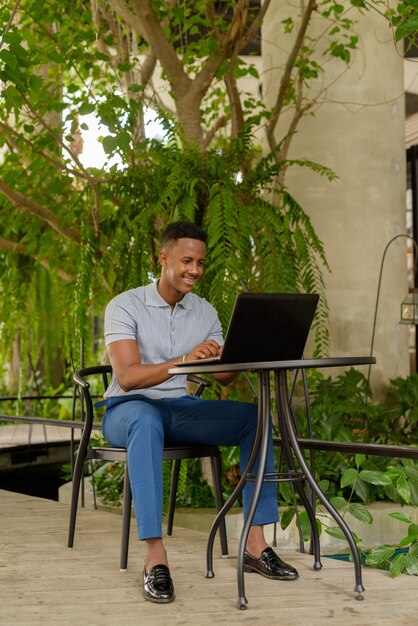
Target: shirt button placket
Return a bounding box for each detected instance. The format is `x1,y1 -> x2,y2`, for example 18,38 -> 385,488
170,316 -> 175,357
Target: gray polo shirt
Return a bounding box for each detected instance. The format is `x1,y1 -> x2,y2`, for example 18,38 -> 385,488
104,281 -> 223,399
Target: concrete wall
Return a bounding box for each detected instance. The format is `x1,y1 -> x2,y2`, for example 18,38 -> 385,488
262,4 -> 409,392
225,502 -> 418,555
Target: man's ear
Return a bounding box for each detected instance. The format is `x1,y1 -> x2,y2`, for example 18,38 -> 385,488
159,250 -> 167,268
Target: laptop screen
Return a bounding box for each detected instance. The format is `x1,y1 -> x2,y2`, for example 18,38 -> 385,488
175,292 -> 319,366
219,292 -> 319,364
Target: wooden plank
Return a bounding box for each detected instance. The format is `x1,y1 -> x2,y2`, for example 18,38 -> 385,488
0,489 -> 417,626
0,424 -> 82,449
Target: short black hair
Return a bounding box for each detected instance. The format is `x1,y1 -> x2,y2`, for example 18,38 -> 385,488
161,221 -> 207,247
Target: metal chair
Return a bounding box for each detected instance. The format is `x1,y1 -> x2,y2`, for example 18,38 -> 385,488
67,365 -> 228,570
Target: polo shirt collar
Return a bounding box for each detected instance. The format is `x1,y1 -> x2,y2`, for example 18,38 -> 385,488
144,281 -> 192,309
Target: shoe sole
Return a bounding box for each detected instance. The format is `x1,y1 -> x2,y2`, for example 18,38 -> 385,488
143,591 -> 176,603
243,565 -> 299,580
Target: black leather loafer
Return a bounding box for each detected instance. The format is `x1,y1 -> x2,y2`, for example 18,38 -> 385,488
244,547 -> 299,580
143,564 -> 175,603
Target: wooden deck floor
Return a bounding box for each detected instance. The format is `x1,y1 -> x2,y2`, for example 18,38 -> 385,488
1,489 -> 417,626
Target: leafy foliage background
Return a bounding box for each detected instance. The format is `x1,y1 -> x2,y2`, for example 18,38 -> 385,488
0,0 -> 415,388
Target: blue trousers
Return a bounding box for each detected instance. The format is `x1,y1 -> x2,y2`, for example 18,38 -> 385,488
102,394 -> 279,540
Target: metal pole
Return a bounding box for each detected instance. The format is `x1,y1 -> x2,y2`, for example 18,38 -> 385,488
367,233 -> 418,386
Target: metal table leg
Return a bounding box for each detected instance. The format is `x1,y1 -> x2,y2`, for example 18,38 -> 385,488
276,370 -> 365,600
205,371 -> 271,610
274,371 -> 322,569
235,371 -> 271,609
205,371 -> 264,583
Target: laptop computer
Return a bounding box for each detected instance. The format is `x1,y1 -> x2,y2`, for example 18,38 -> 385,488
175,291 -> 319,366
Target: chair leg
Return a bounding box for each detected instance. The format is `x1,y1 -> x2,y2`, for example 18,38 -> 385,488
211,455 -> 228,556
68,445 -> 87,548
120,464 -> 132,572
167,459 -> 181,536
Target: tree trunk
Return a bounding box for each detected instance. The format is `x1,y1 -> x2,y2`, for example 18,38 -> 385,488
175,94 -> 205,150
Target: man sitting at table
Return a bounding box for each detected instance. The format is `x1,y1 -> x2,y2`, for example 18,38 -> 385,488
101,220 -> 298,603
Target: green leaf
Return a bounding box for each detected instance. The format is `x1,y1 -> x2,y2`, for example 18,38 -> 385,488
355,453 -> 365,467
102,135 -> 118,154
397,476 -> 411,503
401,457 -> 414,467
280,506 -> 296,531
28,75 -> 44,90
395,16 -> 418,42
330,496 -> 347,510
118,62 -> 131,72
281,17 -> 294,34
297,510 -> 313,542
409,480 -> 418,506
399,533 -> 418,547
0,48 -> 17,69
246,65 -> 259,79
78,101 -> 96,116
317,479 -> 329,494
365,544 -> 396,565
347,503 -> 373,524
47,51 -> 65,63
359,470 -> 392,486
396,525 -> 418,547
404,466 -> 418,484
2,32 -> 22,45
325,526 -> 346,541
115,131 -> 131,151
129,84 -> 143,93
403,554 -> 418,575
341,467 -> 357,488
388,512 -> 412,524
409,541 -> 418,558
353,477 -> 369,503
390,552 -> 406,577
278,481 -> 293,504
408,523 -> 418,540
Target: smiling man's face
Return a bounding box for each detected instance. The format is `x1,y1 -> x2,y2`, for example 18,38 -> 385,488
158,237 -> 206,305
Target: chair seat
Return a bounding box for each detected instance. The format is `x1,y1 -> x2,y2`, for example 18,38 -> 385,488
89,444 -> 222,462
88,447 -> 127,462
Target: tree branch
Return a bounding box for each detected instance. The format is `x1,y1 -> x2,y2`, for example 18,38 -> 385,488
266,0 -> 317,151
101,0 -> 146,37
91,186 -> 101,237
191,1 -> 247,98
104,1 -> 273,147
140,47 -> 157,87
0,121 -> 106,183
275,69 -> 317,187
0,180 -> 80,243
20,93 -> 97,185
192,0 -> 271,99
92,0 -> 124,69
206,1 -> 270,145
224,70 -> 244,139
206,2 -> 221,39
204,114 -> 228,148
0,0 -> 22,52
237,0 -> 271,51
109,0 -> 190,95
0,236 -> 74,281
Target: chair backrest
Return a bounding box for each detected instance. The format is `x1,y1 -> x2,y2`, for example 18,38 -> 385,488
73,365 -> 112,438
74,365 -> 112,391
